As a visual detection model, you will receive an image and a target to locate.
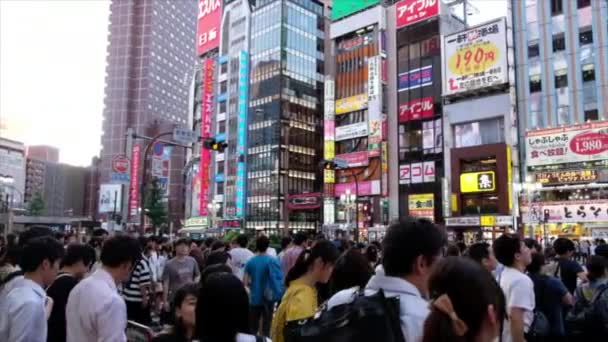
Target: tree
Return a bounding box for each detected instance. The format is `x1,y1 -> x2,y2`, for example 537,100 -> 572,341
27,192 -> 45,216
144,178 -> 168,234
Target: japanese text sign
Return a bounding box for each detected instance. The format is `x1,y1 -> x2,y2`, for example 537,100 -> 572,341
399,161 -> 436,184
534,170 -> 599,185
443,18 -> 508,96
522,201 -> 608,224
460,171 -> 495,193
408,193 -> 434,221
398,65 -> 432,92
399,96 -> 434,122
396,0 -> 439,28
199,58 -> 215,216
197,0 -> 222,56
335,94 -> 368,115
128,145 -> 141,218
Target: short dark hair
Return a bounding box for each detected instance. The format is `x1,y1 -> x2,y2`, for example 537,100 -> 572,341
526,252 -> 545,274
586,256 -> 607,282
175,238 -> 191,248
92,228 -> 109,237
331,249 -> 373,294
62,243 -> 96,268
200,263 -> 233,284
524,238 -> 541,253
467,242 -> 490,264
19,236 -> 64,272
493,234 -> 523,267
100,236 -> 141,268
236,234 -> 248,248
211,240 -> 226,251
553,238 -> 575,255
18,226 -> 54,246
204,251 -> 231,268
446,244 -> 460,257
382,218 -> 446,277
293,232 -> 307,246
595,244 -> 608,259
255,235 -> 270,253
280,237 -> 292,250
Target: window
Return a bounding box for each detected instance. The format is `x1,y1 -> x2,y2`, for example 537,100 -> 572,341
217,161 -> 224,175
577,0 -> 590,8
551,0 -> 563,15
553,36 -> 565,52
218,120 -> 226,134
454,118 -> 505,148
529,77 -> 542,92
579,30 -> 593,45
219,101 -> 226,113
584,109 -> 599,122
582,68 -> 595,82
216,182 -> 224,195
528,44 -> 540,58
555,74 -> 568,88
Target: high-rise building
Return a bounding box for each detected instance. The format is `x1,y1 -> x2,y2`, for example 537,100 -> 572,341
99,0 -> 198,228
0,137 -> 26,208
26,145 -> 59,163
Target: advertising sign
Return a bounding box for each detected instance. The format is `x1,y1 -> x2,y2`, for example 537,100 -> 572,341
196,0 -> 222,56
396,0 -> 439,28
324,120 -> 335,140
335,180 -> 381,197
287,193 -> 321,210
128,145 -> 141,218
368,56 -> 380,101
398,65 -> 432,92
334,151 -> 370,168
522,200 -> 608,224
460,171 -> 496,193
324,169 -> 335,184
112,155 -> 129,173
534,170 -> 600,185
337,32 -> 374,52
444,18 -> 508,95
408,193 -> 434,221
323,199 -> 335,225
335,122 -> 368,141
199,58 -> 215,216
335,94 -> 368,114
381,142 -> 388,196
525,121 -> 608,166
324,141 -> 335,159
235,51 -> 249,217
399,161 -> 436,184
331,0 -> 380,21
99,184 -> 122,214
399,96 -> 434,122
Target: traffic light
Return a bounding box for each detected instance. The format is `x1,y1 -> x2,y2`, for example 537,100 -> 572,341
202,137 -> 228,152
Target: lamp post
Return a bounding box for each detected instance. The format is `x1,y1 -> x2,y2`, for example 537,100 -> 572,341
340,188 -> 357,239
207,201 -> 220,229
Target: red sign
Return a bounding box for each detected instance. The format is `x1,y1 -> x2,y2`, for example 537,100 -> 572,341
196,0 -> 222,56
569,131 -> 608,155
399,96 -> 434,122
112,155 -> 129,173
396,0 -> 439,28
128,145 -> 141,218
334,151 -> 370,168
199,58 -> 215,216
287,193 -> 322,210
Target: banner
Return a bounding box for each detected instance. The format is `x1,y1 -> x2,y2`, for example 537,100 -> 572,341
196,0 -> 222,56
399,161 -> 436,184
324,120 -> 335,140
335,94 -> 368,114
334,151 -> 370,168
534,169 -> 602,185
522,200 -> 608,224
199,58 -> 215,216
525,121 -> 608,166
335,180 -> 381,197
368,56 -> 380,101
335,122 -> 368,141
408,193 -> 434,221
460,171 -> 496,193
396,0 -> 439,28
128,144 -> 141,218
235,51 -> 249,217
381,142 -> 388,196
398,65 -> 432,92
99,184 -> 122,214
324,141 -> 335,159
443,18 -> 508,95
399,96 -> 434,122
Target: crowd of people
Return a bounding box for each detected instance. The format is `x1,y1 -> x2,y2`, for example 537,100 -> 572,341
0,222 -> 607,342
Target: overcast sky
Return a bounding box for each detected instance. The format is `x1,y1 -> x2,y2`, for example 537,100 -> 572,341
0,0 -> 507,167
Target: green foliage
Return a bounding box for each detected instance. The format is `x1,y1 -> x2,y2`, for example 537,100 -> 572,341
144,178 -> 168,231
223,229 -> 240,243
27,192 -> 45,216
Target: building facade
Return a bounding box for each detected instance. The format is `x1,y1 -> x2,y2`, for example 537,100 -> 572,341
0,137 -> 26,208
100,0 -> 198,228
26,145 -> 59,163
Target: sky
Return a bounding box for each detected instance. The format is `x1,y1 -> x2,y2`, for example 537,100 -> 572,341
0,0 -> 507,167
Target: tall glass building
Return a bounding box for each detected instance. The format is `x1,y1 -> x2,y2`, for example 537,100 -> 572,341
247,0 -> 325,231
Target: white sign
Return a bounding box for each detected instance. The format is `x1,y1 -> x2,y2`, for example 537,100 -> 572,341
323,199 -> 335,225
522,200 -> 608,224
99,184 -> 122,213
446,217 -> 481,226
399,161 -> 436,184
368,56 -> 380,101
335,122 -> 368,141
525,121 -> 608,166
443,18 -> 508,96
173,128 -> 199,144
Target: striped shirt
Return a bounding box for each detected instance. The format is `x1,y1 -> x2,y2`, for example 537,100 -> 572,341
122,256 -> 151,302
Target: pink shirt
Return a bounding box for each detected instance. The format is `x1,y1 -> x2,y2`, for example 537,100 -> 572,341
281,245 -> 304,276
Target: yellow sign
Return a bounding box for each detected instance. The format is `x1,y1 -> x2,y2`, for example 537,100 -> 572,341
324,169 -> 335,184
448,41 -> 501,77
480,215 -> 496,226
324,141 -> 335,159
507,146 -> 513,210
408,194 -> 434,221
335,94 -> 367,115
460,171 -> 496,193
185,216 -> 208,227
451,194 -> 458,212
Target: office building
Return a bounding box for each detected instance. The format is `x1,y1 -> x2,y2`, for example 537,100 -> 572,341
26,145 -> 59,163
0,137 -> 26,208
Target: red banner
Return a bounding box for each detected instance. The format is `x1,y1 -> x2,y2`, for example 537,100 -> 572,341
399,96 -> 434,122
128,145 -> 141,218
199,58 -> 215,216
196,0 -> 222,56
396,0 -> 439,28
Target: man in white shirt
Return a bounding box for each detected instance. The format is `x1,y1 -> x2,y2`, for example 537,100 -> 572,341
66,235 -> 142,342
327,218 -> 446,342
493,234 -> 534,342
229,234 -> 254,281
0,236 -> 64,342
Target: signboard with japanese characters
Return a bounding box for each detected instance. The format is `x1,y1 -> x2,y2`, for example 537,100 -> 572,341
522,201 -> 608,224
460,171 -> 496,193
525,121 -> 608,166
534,170 -> 601,185
335,94 -> 368,115
335,122 -> 368,141
396,0 -> 439,28
443,18 -> 508,96
399,161 -> 436,184
398,65 -> 432,92
408,193 -> 434,221
399,96 -> 434,122
196,0 -> 222,56
368,56 -> 380,101
334,151 -> 370,168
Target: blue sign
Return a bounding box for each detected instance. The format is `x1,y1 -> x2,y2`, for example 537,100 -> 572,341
215,173 -> 225,182
235,50 -> 249,218
236,162 -> 245,216
215,133 -> 226,142
218,93 -> 228,102
153,142 -> 164,156
219,55 -> 228,64
111,172 -> 130,184
398,65 -> 433,92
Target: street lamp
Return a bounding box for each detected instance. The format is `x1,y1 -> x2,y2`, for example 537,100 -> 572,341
207,201 -> 221,229
339,189 -> 357,238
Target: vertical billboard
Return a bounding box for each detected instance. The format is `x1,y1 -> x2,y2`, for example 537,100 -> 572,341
99,184 -> 122,214
197,0 -> 222,56
128,144 -> 141,218
199,58 -> 215,217
443,18 -> 508,95
235,51 -> 249,217
396,0 -> 439,28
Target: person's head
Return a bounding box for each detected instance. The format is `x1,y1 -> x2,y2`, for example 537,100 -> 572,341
423,257 -> 506,342
172,283 -> 200,338
553,238 -> 575,258
286,240 -> 339,286
175,238 -> 191,257
594,244 -> 608,259
493,234 -> 532,269
255,235 -> 270,253
446,244 -> 461,257
61,243 -> 96,278
100,235 -> 142,283
92,228 -> 109,240
330,249 -> 373,294
54,231 -> 66,244
204,251 -> 231,268
211,240 -> 226,252
467,242 -> 498,273
456,242 -> 467,255
18,226 -> 54,246
200,263 -> 233,284
0,246 -> 20,267
196,273 -> 250,341
281,236 -> 292,251
382,218 -> 446,296
204,237 -> 215,249
19,236 -> 64,286
524,238 -> 542,254
365,244 -> 379,264
293,232 -> 308,246
586,256 -> 607,282
146,236 -> 158,250
526,251 -> 545,275
235,234 -> 248,249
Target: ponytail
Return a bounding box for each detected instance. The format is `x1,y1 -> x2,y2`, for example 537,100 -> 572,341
285,240 -> 338,287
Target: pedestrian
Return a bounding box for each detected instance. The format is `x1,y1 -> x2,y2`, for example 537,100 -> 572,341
196,272 -> 271,341
204,250 -> 232,269
0,246 -> 20,282
446,243 -> 461,257
524,238 -> 543,254
327,218 -> 446,342
0,236 -> 64,342
47,243 -> 96,342
329,249 -> 373,295
152,283 -> 199,342
545,238 -> 587,294
243,235 -> 284,336
200,264 -> 233,284
65,235 -> 141,342
123,241 -> 153,325
162,238 -> 201,315
229,234 -> 254,281
280,232 -> 307,276
271,240 -> 338,342
211,240 -> 226,252
493,234 -> 534,342
422,257 -> 506,342
277,236 -> 292,263
364,244 -> 379,269
467,242 -> 498,273
189,240 -> 205,273
527,252 -> 573,340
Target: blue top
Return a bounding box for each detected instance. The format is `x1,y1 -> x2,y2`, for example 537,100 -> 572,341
529,273 -> 569,336
245,254 -> 279,306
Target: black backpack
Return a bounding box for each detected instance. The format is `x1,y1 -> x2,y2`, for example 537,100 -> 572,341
565,283 -> 608,339
284,288 -> 406,342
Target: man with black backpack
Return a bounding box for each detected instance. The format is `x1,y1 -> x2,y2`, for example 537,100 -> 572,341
544,238 -> 587,294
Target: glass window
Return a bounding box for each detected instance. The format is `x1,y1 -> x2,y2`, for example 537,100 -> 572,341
584,109 -> 598,121
528,44 -> 540,58
579,30 -> 593,45
529,77 -> 542,92
398,125 -> 422,152
555,74 -> 568,88
577,0 -> 590,8
582,68 -> 595,82
551,0 -> 563,15
454,118 -> 505,148
216,182 -> 224,195
217,161 -> 225,174
553,36 -> 565,52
